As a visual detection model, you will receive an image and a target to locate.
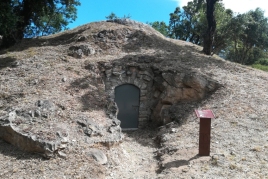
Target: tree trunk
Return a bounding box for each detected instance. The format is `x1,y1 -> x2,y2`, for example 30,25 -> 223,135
203,0 -> 217,55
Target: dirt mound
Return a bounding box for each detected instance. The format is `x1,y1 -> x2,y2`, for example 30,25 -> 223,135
0,20 -> 268,178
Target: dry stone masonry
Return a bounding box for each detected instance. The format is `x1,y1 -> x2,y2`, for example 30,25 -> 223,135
98,55 -> 220,127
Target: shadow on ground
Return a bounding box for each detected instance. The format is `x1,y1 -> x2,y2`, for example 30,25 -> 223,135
123,128 -> 158,148
163,155 -> 199,170
0,139 -> 45,160
0,57 -> 17,69
67,75 -> 106,111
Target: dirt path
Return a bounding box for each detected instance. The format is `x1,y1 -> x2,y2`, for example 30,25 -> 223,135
105,129 -> 160,178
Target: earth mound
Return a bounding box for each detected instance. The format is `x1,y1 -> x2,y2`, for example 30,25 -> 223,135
0,20 -> 267,178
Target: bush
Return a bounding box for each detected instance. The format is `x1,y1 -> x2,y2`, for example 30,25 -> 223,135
255,59 -> 268,66
251,64 -> 268,72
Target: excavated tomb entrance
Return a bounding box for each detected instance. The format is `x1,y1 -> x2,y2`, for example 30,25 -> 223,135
98,55 -> 220,129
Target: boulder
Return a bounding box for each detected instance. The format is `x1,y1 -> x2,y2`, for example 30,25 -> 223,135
77,117 -> 103,137
87,148 -> 108,165
68,44 -> 95,58
0,100 -> 69,158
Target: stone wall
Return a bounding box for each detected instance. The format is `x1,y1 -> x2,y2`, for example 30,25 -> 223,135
98,56 -> 220,127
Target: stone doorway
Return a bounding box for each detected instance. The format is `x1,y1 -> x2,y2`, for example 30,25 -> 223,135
97,55 -> 219,128
115,84 -> 140,129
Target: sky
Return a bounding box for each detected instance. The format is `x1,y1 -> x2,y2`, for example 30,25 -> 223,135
68,0 -> 268,29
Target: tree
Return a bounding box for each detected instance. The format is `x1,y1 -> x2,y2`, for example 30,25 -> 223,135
168,3 -> 206,44
0,0 -> 80,48
226,8 -> 268,64
149,21 -> 169,36
202,0 -> 219,55
212,6 -> 233,54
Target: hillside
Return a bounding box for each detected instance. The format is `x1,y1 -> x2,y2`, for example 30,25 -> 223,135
0,19 -> 268,178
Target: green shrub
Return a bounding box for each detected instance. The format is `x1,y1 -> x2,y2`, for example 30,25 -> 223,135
252,64 -> 268,72
255,58 -> 268,66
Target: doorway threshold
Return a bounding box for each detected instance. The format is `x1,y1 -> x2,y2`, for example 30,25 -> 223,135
122,128 -> 138,131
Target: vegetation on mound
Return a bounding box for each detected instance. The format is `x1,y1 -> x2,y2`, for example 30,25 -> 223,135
150,2 -> 268,66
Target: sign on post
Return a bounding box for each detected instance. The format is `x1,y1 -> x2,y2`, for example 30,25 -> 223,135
195,109 -> 215,156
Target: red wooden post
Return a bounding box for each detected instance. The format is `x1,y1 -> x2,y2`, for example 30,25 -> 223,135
195,110 -> 215,156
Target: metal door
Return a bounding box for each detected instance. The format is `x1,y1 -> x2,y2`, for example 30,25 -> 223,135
115,84 -> 140,129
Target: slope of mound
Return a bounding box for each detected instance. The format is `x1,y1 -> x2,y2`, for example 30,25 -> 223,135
0,20 -> 267,178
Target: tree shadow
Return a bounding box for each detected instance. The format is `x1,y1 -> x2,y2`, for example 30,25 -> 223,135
67,75 -> 106,111
121,30 -> 203,55
3,28 -> 86,52
157,154 -> 200,173
0,139 -> 46,160
0,57 -> 17,69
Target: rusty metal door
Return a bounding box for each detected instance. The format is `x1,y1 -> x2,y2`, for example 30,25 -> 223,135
115,84 -> 140,129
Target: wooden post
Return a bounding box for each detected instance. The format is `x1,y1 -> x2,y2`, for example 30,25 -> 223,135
195,110 -> 215,156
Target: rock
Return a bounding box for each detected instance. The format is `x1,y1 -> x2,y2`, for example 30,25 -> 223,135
0,111 -> 68,158
249,114 -> 258,120
68,45 -> 95,58
230,151 -> 236,156
170,128 -> 177,133
87,148 -> 108,165
35,100 -> 56,118
162,72 -> 184,88
0,100 -> 69,158
77,35 -> 86,41
158,134 -> 171,143
62,77 -> 67,82
58,151 -> 67,159
77,117 -> 102,137
108,125 -> 121,134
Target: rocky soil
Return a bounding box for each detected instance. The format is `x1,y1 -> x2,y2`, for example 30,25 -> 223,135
0,19 -> 268,178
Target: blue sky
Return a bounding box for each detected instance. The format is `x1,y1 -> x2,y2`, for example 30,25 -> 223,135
68,0 -> 179,29
68,0 -> 268,29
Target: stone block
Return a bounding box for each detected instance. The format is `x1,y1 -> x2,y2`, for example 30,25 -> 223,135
128,66 -> 138,72
140,96 -> 147,101
139,110 -> 148,116
112,66 -> 122,73
143,75 -> 151,81
140,89 -> 147,96
153,90 -> 161,98
140,82 -> 147,90
134,78 -> 140,87
139,70 -> 153,78
105,69 -> 112,77
139,114 -> 148,118
139,117 -> 148,122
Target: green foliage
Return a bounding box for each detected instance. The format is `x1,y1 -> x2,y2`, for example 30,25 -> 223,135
226,8 -> 268,65
105,12 -> 131,20
24,1 -> 79,37
148,21 -> 169,36
251,64 -> 268,72
168,3 -> 206,44
106,12 -> 119,20
0,0 -> 80,48
168,1 -> 231,51
165,0 -> 268,65
212,4 -> 233,54
255,58 -> 268,66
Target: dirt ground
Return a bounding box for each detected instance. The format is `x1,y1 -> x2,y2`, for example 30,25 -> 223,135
0,20 -> 268,178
